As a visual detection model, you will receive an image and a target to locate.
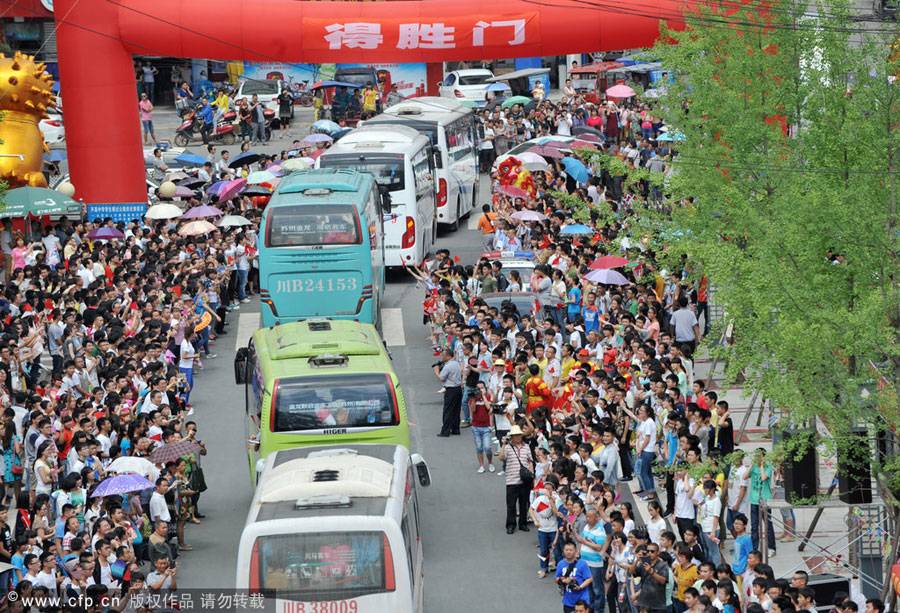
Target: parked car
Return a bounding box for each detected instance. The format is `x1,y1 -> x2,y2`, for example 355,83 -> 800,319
40,112 -> 65,145
142,147 -> 187,171
438,69 -> 494,104
235,78 -> 292,118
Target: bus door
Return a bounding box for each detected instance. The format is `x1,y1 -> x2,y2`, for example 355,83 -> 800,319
245,340 -> 265,483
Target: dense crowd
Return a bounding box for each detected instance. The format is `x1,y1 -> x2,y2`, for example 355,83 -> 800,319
0,161 -> 268,610
421,90 -> 883,613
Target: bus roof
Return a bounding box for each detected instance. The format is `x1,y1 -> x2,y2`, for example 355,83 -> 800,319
322,125 -> 432,156
378,98 -> 472,123
250,444 -> 406,522
268,168 -> 374,208
255,320 -> 383,361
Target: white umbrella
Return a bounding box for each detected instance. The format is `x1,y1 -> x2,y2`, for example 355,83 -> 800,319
218,214 -> 252,227
106,456 -> 159,480
281,158 -> 310,172
144,203 -> 183,220
180,220 -> 217,236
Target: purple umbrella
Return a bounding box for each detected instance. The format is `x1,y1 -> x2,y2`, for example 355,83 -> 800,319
301,133 -> 333,144
90,473 -> 154,498
87,227 -> 125,240
583,269 -> 629,285
178,176 -> 205,188
182,205 -> 224,219
206,180 -> 228,195
217,178 -> 247,203
173,185 -> 196,198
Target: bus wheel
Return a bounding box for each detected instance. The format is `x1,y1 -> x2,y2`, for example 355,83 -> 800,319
448,198 -> 460,232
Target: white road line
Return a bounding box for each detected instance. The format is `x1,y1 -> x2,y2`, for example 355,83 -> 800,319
467,214 -> 481,231
381,308 -> 406,347
234,311 -> 260,352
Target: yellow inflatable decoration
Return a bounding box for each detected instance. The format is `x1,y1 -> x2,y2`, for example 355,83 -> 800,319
0,51 -> 56,189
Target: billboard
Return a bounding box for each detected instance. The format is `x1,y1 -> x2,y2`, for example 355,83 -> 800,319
336,62 -> 427,99
241,62 -> 337,96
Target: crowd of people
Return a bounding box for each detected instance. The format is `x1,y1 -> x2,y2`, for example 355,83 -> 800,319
421,89 -> 883,613
0,169 -> 265,610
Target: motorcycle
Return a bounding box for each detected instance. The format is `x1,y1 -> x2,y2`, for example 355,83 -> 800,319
174,107 -> 238,147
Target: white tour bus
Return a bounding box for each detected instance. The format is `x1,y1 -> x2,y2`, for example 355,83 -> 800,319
318,125 -> 436,268
236,444 -> 432,613
364,97 -> 478,231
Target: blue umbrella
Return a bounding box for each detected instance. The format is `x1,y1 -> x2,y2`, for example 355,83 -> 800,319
311,119 -> 342,134
43,150 -> 67,163
206,180 -> 228,195
332,128 -> 354,141
656,131 -> 686,142
485,82 -> 511,92
174,152 -> 205,167
561,157 -> 589,183
560,224 -> 592,235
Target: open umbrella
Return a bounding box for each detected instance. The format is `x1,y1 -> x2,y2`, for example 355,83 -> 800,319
91,473 -> 154,498
496,184 -> 529,199
575,133 -> 601,144
590,255 -> 630,269
310,80 -> 363,91
173,185 -> 196,198
86,227 -> 125,240
144,203 -> 183,220
178,176 -> 205,189
107,456 -> 159,479
311,119 -> 342,134
485,82 -> 511,92
229,152 -> 261,168
217,178 -> 247,202
301,133 -> 333,144
218,214 -> 252,227
501,95 -> 532,110
572,139 -> 599,149
1,187 -> 80,218
242,185 -> 272,197
606,84 -> 636,98
43,150 -> 67,163
174,152 -> 206,167
179,220 -> 217,237
561,157 -> 589,183
148,439 -> 202,465
164,171 -> 189,182
584,268 -> 629,285
332,128 -> 353,141
289,141 -> 310,151
523,161 -> 551,172
246,171 -> 276,185
511,210 -> 546,222
182,205 -> 224,219
280,158 -> 309,172
206,180 -> 228,195
515,152 -> 549,165
573,126 -> 604,139
526,145 -> 564,160
656,131 -> 686,142
560,224 -> 592,235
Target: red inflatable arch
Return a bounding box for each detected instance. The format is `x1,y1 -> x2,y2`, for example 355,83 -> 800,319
54,0 -> 687,206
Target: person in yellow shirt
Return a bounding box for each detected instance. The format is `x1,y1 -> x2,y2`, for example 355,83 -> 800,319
560,344 -> 578,381
362,82 -> 379,115
212,89 -> 230,124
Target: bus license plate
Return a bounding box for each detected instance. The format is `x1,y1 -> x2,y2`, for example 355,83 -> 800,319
276,600 -> 359,613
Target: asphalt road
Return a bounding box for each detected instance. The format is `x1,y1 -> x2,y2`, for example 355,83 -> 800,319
173,175 -> 564,612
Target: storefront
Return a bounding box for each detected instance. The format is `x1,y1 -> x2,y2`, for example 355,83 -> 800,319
0,0 -> 56,63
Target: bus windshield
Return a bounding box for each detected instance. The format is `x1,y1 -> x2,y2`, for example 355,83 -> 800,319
256,531 -> 390,598
265,204 -> 361,247
319,155 -> 405,192
273,374 -> 398,432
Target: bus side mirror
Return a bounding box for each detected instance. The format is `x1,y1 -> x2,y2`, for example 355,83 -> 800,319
433,150 -> 443,169
234,347 -> 249,385
410,453 -> 432,487
378,186 -> 392,213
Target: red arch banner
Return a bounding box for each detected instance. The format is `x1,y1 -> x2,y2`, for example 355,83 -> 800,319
55,0 -> 688,205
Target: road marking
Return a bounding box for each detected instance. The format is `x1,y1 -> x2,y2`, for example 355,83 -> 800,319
381,308 -> 406,346
467,214 -> 481,230
234,311 -> 260,352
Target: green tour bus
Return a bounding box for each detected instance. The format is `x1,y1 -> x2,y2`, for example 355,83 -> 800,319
234,319 -> 409,485
259,168 -> 387,328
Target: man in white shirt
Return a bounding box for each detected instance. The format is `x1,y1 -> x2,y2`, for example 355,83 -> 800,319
727,454 -> 751,535
77,259 -> 95,289
149,479 -> 171,523
179,333 -> 197,404
543,346 -> 561,389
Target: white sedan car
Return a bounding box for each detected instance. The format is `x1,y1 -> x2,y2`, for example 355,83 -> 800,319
40,113 -> 65,145
438,69 -> 494,105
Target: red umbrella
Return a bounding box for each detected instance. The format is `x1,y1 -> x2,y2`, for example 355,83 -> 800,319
217,178 -> 247,203
590,255 -> 630,269
496,184 -> 528,199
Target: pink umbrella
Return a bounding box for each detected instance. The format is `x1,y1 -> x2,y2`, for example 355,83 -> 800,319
510,210 -> 546,221
515,152 -> 548,165
496,184 -> 528,199
606,84 -> 636,98
217,178 -> 247,203
173,185 -> 195,198
182,205 -> 224,219
526,145 -> 564,160
572,139 -> 599,149
575,133 -> 601,143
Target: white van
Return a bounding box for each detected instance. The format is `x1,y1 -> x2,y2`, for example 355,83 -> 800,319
318,125 -> 436,267
365,97 -> 478,231
236,444 -> 431,612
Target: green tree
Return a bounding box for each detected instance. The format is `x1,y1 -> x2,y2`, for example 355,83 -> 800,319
645,0 -> 900,593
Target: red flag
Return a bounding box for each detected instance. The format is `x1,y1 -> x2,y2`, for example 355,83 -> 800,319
532,477 -> 545,491
539,234 -> 551,249
454,256 -> 461,263
535,499 -> 550,513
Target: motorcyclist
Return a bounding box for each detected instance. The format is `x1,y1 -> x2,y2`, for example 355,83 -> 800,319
198,98 -> 215,144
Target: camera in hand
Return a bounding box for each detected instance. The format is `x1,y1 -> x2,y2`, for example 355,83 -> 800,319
491,403 -> 507,415
431,361 -> 443,369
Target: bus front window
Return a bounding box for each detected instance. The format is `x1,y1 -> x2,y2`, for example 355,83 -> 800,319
272,374 -> 398,432
265,204 -> 361,247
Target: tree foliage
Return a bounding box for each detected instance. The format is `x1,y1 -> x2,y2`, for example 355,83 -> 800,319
645,0 -> 900,484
